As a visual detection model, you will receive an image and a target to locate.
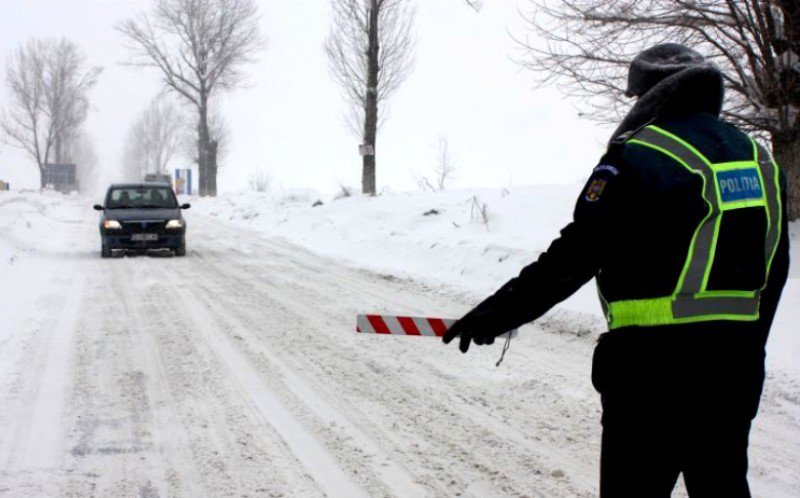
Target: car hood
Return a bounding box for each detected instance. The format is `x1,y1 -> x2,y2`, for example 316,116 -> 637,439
105,208 -> 181,222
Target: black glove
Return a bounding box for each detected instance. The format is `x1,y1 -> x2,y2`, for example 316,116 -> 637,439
442,311 -> 497,353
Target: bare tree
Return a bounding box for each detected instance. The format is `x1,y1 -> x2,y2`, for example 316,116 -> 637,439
119,0 -> 262,197
415,136 -> 458,191
247,165 -> 271,192
181,106 -> 230,173
518,0 -> 800,220
1,38 -> 101,188
434,136 -> 457,190
463,0 -> 482,11
123,97 -> 184,180
325,0 -> 415,195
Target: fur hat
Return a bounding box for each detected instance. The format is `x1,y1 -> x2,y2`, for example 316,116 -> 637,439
610,44 -> 724,142
626,43 -> 708,98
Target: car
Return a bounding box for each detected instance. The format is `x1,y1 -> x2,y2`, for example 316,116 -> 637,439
94,183 -> 190,258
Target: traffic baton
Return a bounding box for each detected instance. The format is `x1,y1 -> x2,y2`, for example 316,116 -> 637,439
356,314 -> 518,339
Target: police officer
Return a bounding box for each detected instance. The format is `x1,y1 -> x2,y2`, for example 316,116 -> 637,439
443,44 -> 790,497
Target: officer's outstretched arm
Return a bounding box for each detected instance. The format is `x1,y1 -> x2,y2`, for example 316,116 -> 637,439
444,158 -> 631,351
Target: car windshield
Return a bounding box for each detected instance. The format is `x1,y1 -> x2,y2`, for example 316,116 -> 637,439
107,187 -> 177,209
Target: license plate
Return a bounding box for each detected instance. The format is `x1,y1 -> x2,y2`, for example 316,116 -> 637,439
131,233 -> 158,241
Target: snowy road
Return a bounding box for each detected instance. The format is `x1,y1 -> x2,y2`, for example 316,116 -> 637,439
1,193 -> 798,498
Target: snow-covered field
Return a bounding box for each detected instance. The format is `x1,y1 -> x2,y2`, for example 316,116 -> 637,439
0,188 -> 798,497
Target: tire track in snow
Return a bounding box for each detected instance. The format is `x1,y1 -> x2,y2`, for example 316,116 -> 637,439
98,256 -> 324,497
163,274 -> 370,498
16,274 -> 84,470
164,260 -> 435,498
180,216 -> 597,497
100,258 -> 206,497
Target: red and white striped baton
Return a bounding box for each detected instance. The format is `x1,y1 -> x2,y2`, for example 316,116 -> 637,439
356,314 -> 517,339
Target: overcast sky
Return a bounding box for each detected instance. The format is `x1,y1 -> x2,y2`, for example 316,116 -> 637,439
0,0 -> 615,196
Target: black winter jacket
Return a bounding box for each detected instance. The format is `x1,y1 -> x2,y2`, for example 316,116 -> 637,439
463,112 -> 790,402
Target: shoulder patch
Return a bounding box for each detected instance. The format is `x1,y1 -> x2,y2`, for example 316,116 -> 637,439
585,177 -> 608,202
593,164 -> 620,176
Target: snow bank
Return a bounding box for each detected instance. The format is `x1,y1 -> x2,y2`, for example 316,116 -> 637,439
190,185 -> 597,311
0,190 -> 93,403
0,190 -> 85,273
191,186 -> 799,377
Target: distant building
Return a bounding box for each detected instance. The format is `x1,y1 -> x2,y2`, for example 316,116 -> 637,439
42,163 -> 78,193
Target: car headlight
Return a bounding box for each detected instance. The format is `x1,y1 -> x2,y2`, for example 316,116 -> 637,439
165,219 -> 184,229
103,220 -> 122,229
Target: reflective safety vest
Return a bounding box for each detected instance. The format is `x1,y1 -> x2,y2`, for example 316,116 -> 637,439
600,125 -> 784,330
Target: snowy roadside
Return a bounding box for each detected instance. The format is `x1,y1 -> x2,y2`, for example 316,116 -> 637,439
190,186 -> 800,378
190,185 -> 594,308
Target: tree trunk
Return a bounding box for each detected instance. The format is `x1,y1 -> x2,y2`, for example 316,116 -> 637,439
208,140 -> 218,197
38,163 -> 47,189
54,135 -> 63,164
362,147 -> 376,195
198,100 -> 210,197
362,0 -> 380,196
773,130 -> 800,221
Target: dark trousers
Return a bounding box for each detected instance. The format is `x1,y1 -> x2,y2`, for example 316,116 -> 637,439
592,326 -> 765,498
599,398 -> 753,497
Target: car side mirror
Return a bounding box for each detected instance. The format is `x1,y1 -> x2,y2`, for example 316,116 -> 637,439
180,203 -> 191,209
93,204 -> 104,211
